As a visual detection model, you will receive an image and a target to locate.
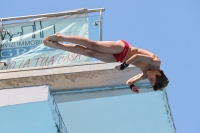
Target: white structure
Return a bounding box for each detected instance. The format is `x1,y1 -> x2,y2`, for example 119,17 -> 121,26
0,85 -> 67,133
0,62 -> 176,133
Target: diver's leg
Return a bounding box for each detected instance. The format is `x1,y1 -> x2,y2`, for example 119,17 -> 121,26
43,40 -> 116,62
46,33 -> 125,54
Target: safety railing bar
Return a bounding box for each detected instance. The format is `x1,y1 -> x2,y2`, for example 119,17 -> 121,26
1,8 -> 105,22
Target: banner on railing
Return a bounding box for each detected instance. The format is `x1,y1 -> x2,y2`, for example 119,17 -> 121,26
1,14 -> 89,70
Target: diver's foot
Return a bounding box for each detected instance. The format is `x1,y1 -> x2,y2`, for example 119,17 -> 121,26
43,39 -> 60,49
47,32 -> 63,41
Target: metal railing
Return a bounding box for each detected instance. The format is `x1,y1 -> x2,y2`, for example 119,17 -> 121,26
1,8 -> 105,22
0,8 -> 105,69
0,19 -> 7,66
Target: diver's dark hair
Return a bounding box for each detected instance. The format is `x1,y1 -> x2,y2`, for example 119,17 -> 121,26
153,70 -> 169,91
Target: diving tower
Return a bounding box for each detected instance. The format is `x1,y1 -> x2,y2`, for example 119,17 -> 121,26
0,8 -> 176,133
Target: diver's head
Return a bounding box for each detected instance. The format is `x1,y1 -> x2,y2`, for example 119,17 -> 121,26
146,69 -> 169,91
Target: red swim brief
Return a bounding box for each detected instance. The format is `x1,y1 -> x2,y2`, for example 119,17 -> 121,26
113,40 -> 129,62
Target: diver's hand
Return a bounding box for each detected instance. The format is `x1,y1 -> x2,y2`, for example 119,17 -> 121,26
115,65 -> 121,70
130,84 -> 139,93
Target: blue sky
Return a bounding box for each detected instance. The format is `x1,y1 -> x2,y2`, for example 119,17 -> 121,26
1,0 -> 200,133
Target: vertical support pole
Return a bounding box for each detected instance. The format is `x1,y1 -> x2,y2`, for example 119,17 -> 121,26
0,19 -> 2,62
0,19 -> 6,66
99,10 -> 103,41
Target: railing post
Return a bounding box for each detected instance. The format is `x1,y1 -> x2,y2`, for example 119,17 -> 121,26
0,19 -> 5,66
99,10 -> 103,41
0,19 -> 2,54
0,19 -> 6,66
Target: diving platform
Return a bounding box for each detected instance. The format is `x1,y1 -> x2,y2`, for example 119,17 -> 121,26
0,62 -> 151,92
0,62 -> 176,133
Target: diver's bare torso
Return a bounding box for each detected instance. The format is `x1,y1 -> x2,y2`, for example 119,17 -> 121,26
123,45 -> 160,77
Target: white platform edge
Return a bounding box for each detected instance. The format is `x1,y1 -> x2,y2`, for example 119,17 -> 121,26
0,85 -> 49,107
